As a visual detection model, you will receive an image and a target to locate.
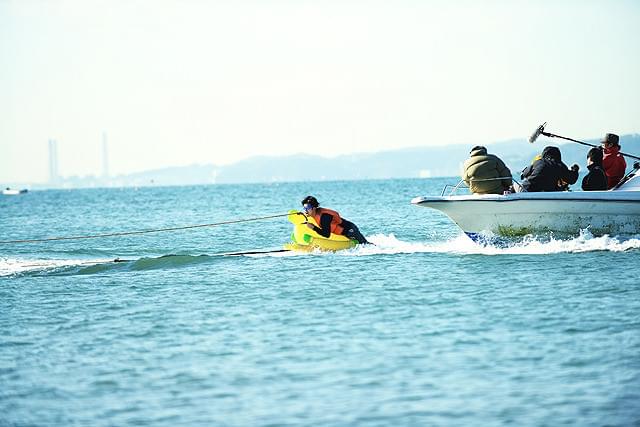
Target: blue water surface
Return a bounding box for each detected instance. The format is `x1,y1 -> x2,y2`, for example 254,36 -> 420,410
1,178 -> 639,426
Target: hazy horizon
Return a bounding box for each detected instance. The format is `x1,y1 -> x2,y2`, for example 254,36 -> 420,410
2,1 -> 640,183
5,132 -> 640,189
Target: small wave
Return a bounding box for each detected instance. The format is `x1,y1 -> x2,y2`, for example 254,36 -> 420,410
0,251 -> 290,277
126,254 -> 213,271
0,254 -> 212,277
0,257 -> 116,277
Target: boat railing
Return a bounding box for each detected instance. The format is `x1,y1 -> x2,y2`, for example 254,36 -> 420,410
442,177 -> 522,196
612,162 -> 640,191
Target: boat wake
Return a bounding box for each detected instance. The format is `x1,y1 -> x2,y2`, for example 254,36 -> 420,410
0,257 -> 118,277
0,254 -> 222,277
360,231 -> 640,256
0,251 -> 298,277
2,231 -> 638,277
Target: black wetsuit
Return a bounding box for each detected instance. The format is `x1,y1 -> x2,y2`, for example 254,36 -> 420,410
311,213 -> 370,244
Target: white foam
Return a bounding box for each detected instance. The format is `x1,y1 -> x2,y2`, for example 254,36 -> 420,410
341,231 -> 640,256
0,257 -> 111,277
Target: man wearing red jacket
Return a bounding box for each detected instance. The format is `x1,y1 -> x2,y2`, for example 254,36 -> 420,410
601,133 -> 626,189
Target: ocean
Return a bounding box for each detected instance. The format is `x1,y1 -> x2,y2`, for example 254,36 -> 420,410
1,178 -> 639,426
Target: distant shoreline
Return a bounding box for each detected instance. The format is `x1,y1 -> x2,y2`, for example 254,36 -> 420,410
5,135 -> 639,190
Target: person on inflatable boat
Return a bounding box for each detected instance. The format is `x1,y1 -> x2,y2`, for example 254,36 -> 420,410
301,196 -> 370,244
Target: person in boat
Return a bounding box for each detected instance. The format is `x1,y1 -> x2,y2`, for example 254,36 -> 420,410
301,196 -> 370,244
601,133 -> 626,189
520,146 -> 579,192
462,146 -> 512,194
581,147 -> 608,191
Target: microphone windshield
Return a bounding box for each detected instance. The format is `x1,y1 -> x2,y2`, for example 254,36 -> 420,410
529,122 -> 546,144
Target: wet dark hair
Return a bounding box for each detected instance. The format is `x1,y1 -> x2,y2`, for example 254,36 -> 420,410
301,195 -> 319,208
587,147 -> 603,165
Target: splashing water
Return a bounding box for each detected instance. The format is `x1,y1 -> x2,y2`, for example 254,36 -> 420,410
338,230 -> 640,256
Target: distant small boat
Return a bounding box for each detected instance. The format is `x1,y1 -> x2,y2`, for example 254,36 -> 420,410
2,188 -> 28,195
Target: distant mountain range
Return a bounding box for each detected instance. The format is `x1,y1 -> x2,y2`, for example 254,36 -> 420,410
22,134 -> 640,189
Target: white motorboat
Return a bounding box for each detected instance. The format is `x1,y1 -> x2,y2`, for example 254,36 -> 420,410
2,188 -> 28,196
412,165 -> 640,238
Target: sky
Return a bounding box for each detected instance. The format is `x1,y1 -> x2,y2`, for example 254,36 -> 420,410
1,0 -> 639,183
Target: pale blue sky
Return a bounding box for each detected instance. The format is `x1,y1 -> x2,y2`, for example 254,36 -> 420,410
1,0 -> 639,183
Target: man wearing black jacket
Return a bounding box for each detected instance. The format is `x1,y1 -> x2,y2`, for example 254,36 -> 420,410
521,146 -> 579,192
581,148 -> 608,191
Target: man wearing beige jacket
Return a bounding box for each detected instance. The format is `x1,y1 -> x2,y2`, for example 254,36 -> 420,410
462,146 -> 512,194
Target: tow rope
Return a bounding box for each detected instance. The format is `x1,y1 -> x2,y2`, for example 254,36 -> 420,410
0,213 -> 291,244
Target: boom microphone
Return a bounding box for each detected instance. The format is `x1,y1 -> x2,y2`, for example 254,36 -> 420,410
529,122 -> 546,144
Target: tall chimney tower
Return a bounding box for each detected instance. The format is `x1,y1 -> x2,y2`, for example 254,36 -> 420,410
48,139 -> 59,184
102,132 -> 109,178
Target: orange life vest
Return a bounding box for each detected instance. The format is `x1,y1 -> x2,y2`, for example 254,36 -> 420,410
312,208 -> 344,235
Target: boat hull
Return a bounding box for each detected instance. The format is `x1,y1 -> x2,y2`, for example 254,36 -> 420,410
2,189 -> 28,195
412,191 -> 640,236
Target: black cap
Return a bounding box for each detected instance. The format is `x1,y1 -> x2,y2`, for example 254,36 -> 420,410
601,133 -> 619,145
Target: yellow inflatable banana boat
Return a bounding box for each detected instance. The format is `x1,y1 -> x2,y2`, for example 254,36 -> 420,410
284,210 -> 358,252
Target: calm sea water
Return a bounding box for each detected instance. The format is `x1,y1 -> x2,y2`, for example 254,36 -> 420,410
1,178 -> 639,427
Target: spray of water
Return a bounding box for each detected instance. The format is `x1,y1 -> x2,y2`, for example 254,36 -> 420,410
361,231 -> 640,256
